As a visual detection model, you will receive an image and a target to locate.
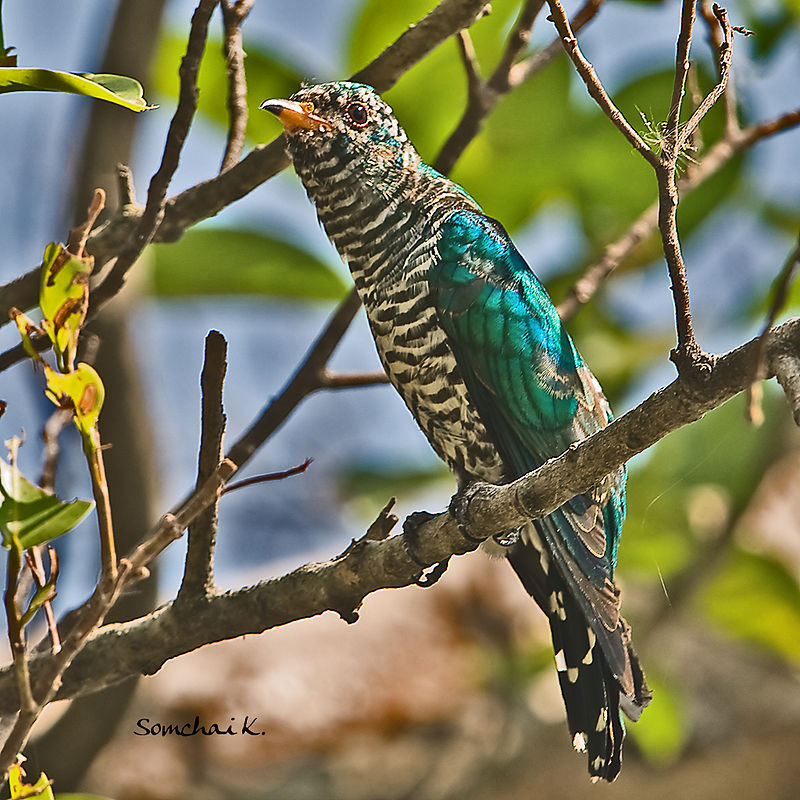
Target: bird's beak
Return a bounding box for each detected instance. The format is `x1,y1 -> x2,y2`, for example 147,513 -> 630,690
260,98 -> 332,131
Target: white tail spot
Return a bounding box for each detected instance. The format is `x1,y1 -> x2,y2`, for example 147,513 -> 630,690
573,731 -> 588,752
567,667 -> 579,683
554,649 -> 567,672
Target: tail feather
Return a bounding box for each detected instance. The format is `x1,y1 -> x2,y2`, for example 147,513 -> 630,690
507,539 -> 651,781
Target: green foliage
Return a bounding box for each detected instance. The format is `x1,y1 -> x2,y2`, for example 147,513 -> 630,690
148,227 -> 347,300
0,68 -> 151,110
151,32 -> 303,144
701,548 -> 800,662
0,460 -> 94,551
628,672 -> 688,766
618,393 -> 783,579
339,463 -> 449,507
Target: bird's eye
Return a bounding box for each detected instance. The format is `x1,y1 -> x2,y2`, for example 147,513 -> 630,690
345,102 -> 369,127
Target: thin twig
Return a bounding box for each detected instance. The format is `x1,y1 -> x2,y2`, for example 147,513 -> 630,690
90,0 -> 220,310
746,231 -> 800,424
545,0 -> 658,167
66,189 -> 106,258
434,0 -> 603,175
509,0 -> 602,86
677,3 -> 733,152
317,370 -> 389,389
39,409 -> 74,494
219,0 -> 254,172
700,0 -> 738,136
488,0 -> 544,93
665,0 -> 696,157
557,107 -> 800,318
4,545 -> 36,715
220,458 -> 312,496
23,548 -> 60,655
178,331 -> 228,602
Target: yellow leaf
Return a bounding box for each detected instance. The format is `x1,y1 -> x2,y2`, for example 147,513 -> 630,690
44,363 -> 105,435
39,242 -> 92,372
8,762 -> 55,800
9,307 -> 44,362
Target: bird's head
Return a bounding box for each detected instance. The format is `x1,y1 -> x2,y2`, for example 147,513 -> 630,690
261,82 -> 419,180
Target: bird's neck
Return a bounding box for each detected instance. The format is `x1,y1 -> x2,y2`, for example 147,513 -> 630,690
290,140 -> 479,297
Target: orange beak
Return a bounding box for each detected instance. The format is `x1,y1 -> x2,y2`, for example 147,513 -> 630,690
260,98 -> 331,131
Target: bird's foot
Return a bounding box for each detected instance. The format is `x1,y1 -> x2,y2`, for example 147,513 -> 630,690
450,482 -> 520,549
403,511 -> 451,587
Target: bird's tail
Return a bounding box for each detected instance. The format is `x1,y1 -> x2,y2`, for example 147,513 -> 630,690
507,542 -> 651,782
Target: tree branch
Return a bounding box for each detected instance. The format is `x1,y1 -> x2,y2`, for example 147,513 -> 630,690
545,0 -> 659,167
0,316 -> 798,714
433,0 -> 603,176
0,0 -> 493,366
219,0 -> 253,172
557,107 -> 800,319
177,331 -> 228,602
89,0 -> 220,311
746,232 -> 800,424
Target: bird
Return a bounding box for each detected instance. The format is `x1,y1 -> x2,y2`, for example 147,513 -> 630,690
261,81 -> 651,781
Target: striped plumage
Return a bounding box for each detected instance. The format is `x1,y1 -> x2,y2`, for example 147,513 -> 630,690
262,81 -> 651,781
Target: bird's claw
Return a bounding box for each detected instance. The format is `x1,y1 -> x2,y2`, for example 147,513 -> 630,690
450,482 -> 520,549
403,511 -> 450,587
449,482 -> 492,546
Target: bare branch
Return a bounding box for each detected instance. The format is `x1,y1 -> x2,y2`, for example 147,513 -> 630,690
677,3 -> 733,152
317,370 -> 390,389
746,232 -> 800,423
665,0 -> 696,155
89,0 -> 219,313
219,0 -> 254,172
178,331 -> 228,602
509,0 -> 602,86
220,459 -> 312,496
700,0 -> 738,136
545,0 -> 659,167
488,0 -> 544,94
434,0 -> 602,176
558,107 -> 800,318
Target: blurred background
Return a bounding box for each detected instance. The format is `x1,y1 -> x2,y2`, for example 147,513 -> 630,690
1,0 -> 800,797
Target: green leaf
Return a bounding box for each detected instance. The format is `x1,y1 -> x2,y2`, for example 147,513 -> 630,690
700,548 -> 800,662
339,463 -> 449,508
54,795 -> 116,800
627,673 -> 687,766
151,32 -> 303,143
148,227 -> 348,300
0,68 -> 152,110
0,460 -> 94,550
617,392 -> 784,578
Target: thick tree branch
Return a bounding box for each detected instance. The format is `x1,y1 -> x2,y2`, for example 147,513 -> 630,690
0,316 -> 798,713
